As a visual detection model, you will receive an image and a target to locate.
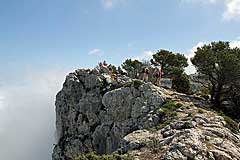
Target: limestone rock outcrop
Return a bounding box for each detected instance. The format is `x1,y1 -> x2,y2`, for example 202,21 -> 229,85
52,68 -> 240,160
124,102 -> 240,160
52,69 -> 165,160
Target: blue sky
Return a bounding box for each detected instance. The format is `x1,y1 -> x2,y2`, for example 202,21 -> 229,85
0,1 -> 240,159
1,0 -> 240,76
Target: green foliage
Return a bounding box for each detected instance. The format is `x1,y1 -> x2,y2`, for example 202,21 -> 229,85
191,41 -> 240,121
191,41 -> 240,107
121,59 -> 143,78
75,152 -> 132,160
152,50 -> 188,77
158,101 -> 181,117
117,66 -> 124,75
155,119 -> 172,130
197,87 -> 210,100
151,50 -> 190,93
218,112 -> 239,134
155,101 -> 182,130
168,66 -> 184,78
123,79 -> 144,89
132,79 -> 144,89
226,82 -> 240,120
160,100 -> 182,112
172,73 -> 191,94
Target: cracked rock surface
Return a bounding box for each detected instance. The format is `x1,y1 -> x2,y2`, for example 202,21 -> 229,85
125,91 -> 240,160
52,69 -> 165,160
52,69 -> 240,160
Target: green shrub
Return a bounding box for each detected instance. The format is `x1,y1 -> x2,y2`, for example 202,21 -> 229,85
123,80 -> 144,89
218,112 -> 239,134
172,73 -> 191,94
154,101 -> 182,130
75,152 -> 132,160
132,79 -> 144,89
157,101 -> 182,117
156,119 -> 172,130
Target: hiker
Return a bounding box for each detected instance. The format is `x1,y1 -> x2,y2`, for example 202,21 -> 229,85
98,62 -> 102,68
108,65 -> 116,81
99,61 -> 110,74
141,68 -> 149,82
153,67 -> 162,86
103,60 -> 108,67
150,59 -> 163,85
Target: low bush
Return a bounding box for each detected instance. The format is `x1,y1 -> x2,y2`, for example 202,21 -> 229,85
218,112 -> 239,134
132,79 -> 144,89
154,101 -> 182,130
157,101 -> 182,118
172,73 -> 191,94
156,119 -> 172,130
75,152 -> 132,160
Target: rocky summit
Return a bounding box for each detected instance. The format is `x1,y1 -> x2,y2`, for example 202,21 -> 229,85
52,68 -> 240,160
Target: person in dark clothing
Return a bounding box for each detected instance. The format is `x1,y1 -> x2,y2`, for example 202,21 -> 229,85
153,67 -> 162,86
141,68 -> 149,82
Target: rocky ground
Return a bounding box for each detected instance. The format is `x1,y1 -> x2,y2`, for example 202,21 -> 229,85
124,89 -> 240,160
52,68 -> 240,160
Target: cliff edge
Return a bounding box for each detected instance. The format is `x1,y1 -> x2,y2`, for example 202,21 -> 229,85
52,68 -> 240,160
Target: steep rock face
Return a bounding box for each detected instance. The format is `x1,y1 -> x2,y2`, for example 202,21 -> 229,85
52,68 -> 240,160
52,69 -> 165,160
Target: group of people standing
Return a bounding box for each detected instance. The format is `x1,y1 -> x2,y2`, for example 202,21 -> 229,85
98,60 -> 116,80
97,60 -> 163,87
98,60 -> 111,74
140,61 -> 163,86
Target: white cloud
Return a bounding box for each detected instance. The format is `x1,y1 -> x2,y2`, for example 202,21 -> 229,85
88,49 -> 103,56
187,42 -> 205,60
101,0 -> 126,9
230,39 -> 240,48
185,42 -> 205,75
223,0 -> 240,20
0,69 -> 67,160
134,50 -> 154,61
182,0 -> 240,21
102,0 -> 114,9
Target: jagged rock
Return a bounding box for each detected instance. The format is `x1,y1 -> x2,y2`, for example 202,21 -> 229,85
126,109 -> 240,160
52,68 -> 240,160
52,69 -> 166,159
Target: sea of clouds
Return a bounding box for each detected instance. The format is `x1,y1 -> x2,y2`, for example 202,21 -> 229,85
0,69 -> 67,160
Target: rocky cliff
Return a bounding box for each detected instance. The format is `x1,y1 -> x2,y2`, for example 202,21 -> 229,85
52,68 -> 240,160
